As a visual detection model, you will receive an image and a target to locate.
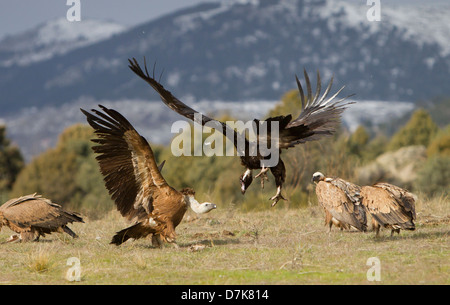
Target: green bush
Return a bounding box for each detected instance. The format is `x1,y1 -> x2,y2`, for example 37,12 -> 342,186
414,155 -> 450,197
11,124 -> 113,217
427,125 -> 450,157
388,109 -> 438,151
0,125 -> 24,192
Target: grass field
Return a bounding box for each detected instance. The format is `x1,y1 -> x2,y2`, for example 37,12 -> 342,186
0,196 -> 448,285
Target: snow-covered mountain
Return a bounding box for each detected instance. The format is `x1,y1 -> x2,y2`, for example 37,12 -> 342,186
1,0 -> 449,116
0,18 -> 126,67
1,0 -> 449,159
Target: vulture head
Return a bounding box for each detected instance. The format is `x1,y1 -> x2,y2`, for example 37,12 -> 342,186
312,172 -> 326,184
181,188 -> 217,214
240,169 -> 253,194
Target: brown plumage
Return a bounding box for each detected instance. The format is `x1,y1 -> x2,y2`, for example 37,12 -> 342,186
0,194 -> 84,242
324,210 -> 350,231
80,105 -> 216,247
312,172 -> 367,232
361,183 -> 416,236
128,58 -> 353,207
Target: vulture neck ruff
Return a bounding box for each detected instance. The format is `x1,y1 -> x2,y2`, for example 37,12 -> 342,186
186,196 -> 216,214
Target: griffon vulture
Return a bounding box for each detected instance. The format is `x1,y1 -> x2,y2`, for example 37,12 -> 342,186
80,105 -> 216,247
312,172 -> 367,232
128,58 -> 353,207
0,194 -> 84,242
361,183 -> 416,236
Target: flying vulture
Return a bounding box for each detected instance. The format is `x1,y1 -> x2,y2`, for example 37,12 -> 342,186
312,172 -> 367,232
80,105 -> 217,247
128,58 -> 353,206
0,193 -> 84,242
361,183 -> 416,237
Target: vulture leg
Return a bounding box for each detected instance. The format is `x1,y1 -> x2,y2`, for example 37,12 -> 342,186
151,234 -> 162,248
255,167 -> 269,189
325,210 -> 333,232
21,231 -> 38,242
391,228 -> 400,236
270,186 -> 287,207
327,220 -> 333,233
255,166 -> 269,179
269,160 -> 287,207
7,234 -> 20,243
374,223 -> 381,237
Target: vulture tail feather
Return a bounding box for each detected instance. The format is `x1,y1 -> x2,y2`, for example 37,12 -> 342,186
110,222 -> 154,246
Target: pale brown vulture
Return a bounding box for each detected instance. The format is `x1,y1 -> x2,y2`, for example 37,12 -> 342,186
0,193 -> 84,242
128,58 -> 353,207
312,172 -> 367,232
80,105 -> 216,247
361,183 -> 416,236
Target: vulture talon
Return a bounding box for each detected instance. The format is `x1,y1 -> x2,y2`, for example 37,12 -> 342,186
255,167 -> 270,189
270,190 -> 287,207
255,167 -> 269,179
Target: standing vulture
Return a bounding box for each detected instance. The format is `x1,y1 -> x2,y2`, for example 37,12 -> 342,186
0,193 -> 84,242
312,172 -> 367,232
80,105 -> 217,247
361,183 -> 416,237
128,58 -> 353,207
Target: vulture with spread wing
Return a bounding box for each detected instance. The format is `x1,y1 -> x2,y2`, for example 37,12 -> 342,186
361,183 -> 416,236
0,194 -> 84,242
81,105 -> 216,247
312,172 -> 367,232
128,58 -> 353,206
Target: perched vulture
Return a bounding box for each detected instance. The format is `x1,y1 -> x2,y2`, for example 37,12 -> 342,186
128,58 -> 353,207
0,194 -> 84,242
312,172 -> 367,232
361,183 -> 416,236
80,105 -> 217,247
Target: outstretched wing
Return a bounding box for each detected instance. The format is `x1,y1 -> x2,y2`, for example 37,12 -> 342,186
278,70 -> 353,149
81,105 -> 168,222
315,180 -> 366,231
128,58 -> 245,154
0,194 -> 83,233
361,183 -> 416,229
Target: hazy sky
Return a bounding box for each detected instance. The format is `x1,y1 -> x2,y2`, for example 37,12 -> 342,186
0,0 -> 203,39
0,0 -> 444,40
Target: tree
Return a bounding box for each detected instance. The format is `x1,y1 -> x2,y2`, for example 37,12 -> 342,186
348,125 -> 369,158
414,156 -> 450,197
0,125 -> 24,192
388,109 -> 438,151
427,125 -> 450,157
11,124 -> 113,215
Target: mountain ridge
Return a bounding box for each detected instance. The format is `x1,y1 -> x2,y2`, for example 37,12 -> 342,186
1,0 -> 449,115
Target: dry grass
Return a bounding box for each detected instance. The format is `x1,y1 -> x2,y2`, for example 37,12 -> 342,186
0,196 -> 448,285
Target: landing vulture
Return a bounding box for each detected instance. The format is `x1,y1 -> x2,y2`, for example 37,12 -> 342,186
81,105 -> 216,247
0,193 -> 84,242
361,183 -> 416,236
128,58 -> 353,207
312,172 -> 367,232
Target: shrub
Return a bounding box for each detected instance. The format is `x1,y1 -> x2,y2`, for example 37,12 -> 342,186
414,155 -> 450,197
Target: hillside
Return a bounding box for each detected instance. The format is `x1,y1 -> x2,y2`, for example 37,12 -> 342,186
1,0 -> 450,115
